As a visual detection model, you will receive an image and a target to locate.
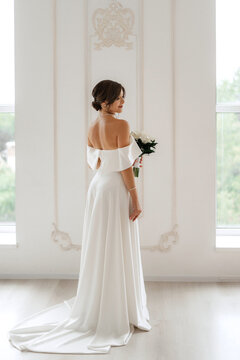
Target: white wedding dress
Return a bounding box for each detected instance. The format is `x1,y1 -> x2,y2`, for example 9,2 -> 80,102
8,133 -> 151,354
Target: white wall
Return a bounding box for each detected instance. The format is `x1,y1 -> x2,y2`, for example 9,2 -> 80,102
1,0 -> 239,280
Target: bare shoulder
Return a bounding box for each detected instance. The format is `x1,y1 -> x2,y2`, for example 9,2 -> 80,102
116,118 -> 130,133
116,119 -> 131,147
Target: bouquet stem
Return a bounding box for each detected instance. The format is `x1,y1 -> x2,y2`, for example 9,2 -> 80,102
133,167 -> 139,177
133,156 -> 141,177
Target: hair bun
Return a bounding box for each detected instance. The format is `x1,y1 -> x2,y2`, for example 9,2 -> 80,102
91,100 -> 101,111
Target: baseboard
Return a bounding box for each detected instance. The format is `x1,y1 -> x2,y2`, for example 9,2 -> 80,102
0,274 -> 240,282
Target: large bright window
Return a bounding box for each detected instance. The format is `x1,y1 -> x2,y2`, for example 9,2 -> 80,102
0,0 -> 15,245
216,0 -> 240,248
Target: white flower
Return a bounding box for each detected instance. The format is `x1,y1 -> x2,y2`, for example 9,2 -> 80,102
131,130 -> 141,139
131,130 -> 155,144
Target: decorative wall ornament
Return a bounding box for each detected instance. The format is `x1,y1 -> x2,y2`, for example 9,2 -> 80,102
141,224 -> 179,252
92,0 -> 135,50
51,223 -> 81,251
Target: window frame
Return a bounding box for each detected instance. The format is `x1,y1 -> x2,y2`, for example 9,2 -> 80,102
216,103 -> 240,249
0,105 -> 16,247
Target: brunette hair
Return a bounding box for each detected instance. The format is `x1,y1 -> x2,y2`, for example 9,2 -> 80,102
91,80 -> 125,111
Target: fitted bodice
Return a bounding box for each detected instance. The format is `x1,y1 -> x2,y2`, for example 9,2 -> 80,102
87,134 -> 142,173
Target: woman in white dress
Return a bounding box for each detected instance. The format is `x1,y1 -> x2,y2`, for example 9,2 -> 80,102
8,79 -> 151,354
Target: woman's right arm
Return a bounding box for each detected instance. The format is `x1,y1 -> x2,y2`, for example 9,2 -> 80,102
117,120 -> 142,222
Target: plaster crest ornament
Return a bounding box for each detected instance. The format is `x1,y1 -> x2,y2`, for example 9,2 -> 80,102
92,0 -> 135,50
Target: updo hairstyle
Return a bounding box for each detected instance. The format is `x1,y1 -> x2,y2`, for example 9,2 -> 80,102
91,80 -> 125,111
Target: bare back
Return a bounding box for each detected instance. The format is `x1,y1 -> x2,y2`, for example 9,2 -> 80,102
88,117 -> 129,150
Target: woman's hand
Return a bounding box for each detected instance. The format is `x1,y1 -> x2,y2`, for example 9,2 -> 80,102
133,156 -> 143,167
129,200 -> 142,222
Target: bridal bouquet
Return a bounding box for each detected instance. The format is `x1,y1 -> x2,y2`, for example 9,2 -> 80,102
131,130 -> 158,177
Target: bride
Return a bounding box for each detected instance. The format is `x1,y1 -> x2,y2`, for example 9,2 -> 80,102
8,79 -> 151,354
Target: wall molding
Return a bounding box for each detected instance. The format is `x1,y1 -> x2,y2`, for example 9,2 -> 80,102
1,274 -> 240,282
144,0 -> 179,252
51,0 -> 81,251
51,0 -> 179,253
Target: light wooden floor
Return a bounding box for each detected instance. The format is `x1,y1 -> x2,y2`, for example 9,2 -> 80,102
1,280 -> 240,360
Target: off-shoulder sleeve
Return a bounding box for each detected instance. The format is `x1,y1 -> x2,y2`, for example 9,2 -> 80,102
116,135 -> 142,171
87,134 -> 142,172
87,147 -> 101,170
103,135 -> 142,172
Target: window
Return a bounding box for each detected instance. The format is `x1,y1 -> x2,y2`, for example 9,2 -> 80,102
216,0 -> 240,248
0,0 -> 16,245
